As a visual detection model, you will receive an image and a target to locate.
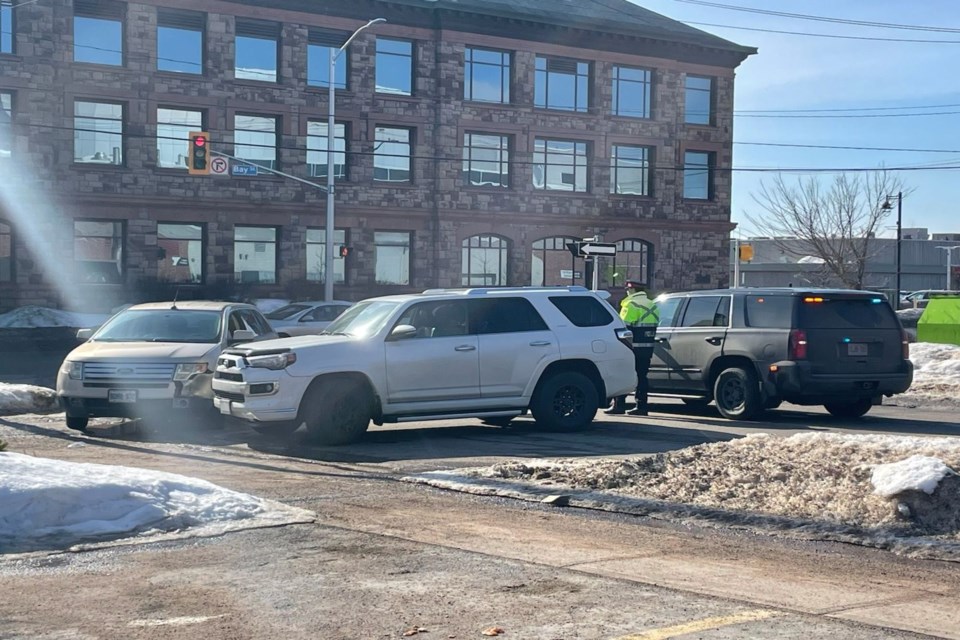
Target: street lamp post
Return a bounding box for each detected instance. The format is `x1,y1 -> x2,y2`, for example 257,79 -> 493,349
882,192 -> 903,301
936,246 -> 960,290
324,18 -> 386,302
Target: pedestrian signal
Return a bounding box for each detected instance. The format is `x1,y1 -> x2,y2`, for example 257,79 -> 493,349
738,244 -> 754,262
188,131 -> 210,175
339,245 -> 351,258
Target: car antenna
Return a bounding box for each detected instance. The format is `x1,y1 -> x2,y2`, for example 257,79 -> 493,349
171,287 -> 180,310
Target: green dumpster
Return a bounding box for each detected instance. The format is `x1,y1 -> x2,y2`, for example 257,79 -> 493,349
916,295 -> 960,346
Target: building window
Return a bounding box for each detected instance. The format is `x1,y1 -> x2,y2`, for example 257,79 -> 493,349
533,138 -> 587,192
157,223 -> 203,284
374,127 -> 412,183
305,228 -> 346,284
685,75 -> 714,125
74,101 -> 123,165
610,239 -> 652,288
531,236 -> 578,286
308,29 -> 348,89
157,108 -> 202,169
375,231 -> 410,285
462,235 -> 507,286
74,220 -> 123,284
465,47 -> 510,104
375,38 -> 413,95
73,0 -> 124,66
234,114 -> 277,170
234,226 -> 277,284
157,9 -> 204,74
612,66 -> 651,118
0,220 -> 11,282
0,91 -> 10,159
1,0 -> 14,55
535,56 -> 589,112
235,19 -> 279,82
463,133 -> 509,188
683,150 -> 714,200
611,145 -> 652,196
307,121 -> 347,180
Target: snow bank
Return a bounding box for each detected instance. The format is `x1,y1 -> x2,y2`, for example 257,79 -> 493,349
872,455 -> 953,497
901,342 -> 960,406
0,452 -> 314,553
0,306 -> 109,329
0,383 -> 58,415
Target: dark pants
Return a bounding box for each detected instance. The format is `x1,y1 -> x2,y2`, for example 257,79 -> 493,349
610,327 -> 656,411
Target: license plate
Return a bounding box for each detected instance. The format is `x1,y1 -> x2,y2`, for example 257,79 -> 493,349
108,389 -> 137,404
847,343 -> 869,357
219,399 -> 232,415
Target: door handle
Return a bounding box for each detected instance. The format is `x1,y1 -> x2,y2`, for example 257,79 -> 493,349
454,345 -> 476,352
529,341 -> 552,347
704,337 -> 723,346
655,337 -> 668,344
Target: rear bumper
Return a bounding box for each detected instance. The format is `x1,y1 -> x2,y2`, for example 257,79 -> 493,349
765,360 -> 914,404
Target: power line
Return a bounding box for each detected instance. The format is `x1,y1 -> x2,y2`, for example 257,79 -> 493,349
683,20 -> 960,44
735,141 -> 960,154
736,103 -> 960,114
736,109 -> 960,119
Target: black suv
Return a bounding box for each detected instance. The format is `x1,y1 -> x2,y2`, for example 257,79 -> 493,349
648,288 -> 913,420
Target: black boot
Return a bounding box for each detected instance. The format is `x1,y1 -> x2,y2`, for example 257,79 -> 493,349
604,397 -> 626,415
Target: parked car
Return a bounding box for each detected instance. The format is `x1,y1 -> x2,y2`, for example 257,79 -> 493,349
57,301 -> 277,431
265,301 -> 353,336
900,290 -> 955,310
212,286 -> 637,444
648,288 -> 913,420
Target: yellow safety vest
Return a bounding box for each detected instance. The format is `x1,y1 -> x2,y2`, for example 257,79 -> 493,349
620,293 -> 659,327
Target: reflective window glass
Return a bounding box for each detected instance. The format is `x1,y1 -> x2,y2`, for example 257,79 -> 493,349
461,235 -> 507,286
157,108 -> 202,169
376,38 -> 412,95
235,20 -> 279,82
611,145 -> 652,196
234,226 -> 277,284
612,66 -> 652,118
308,30 -> 348,89
74,14 -> 122,65
532,138 -> 588,192
465,47 -> 510,103
535,56 -> 589,112
157,9 -> 203,73
683,150 -> 712,200
1,0 -> 14,54
685,75 -> 713,125
375,231 -> 410,285
74,101 -> 123,165
234,114 -> 277,170
307,121 -> 347,180
463,133 -> 509,188
74,220 -> 123,284
305,228 -> 346,284
157,223 -> 203,284
374,127 -> 411,183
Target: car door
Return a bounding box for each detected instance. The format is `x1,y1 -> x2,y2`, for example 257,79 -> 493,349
648,295 -> 683,391
469,297 -> 559,399
664,295 -> 731,393
384,300 -> 481,405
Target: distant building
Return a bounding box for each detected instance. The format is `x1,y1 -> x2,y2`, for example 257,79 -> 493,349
902,228 -> 929,240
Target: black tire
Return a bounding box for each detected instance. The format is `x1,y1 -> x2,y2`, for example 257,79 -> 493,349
530,371 -> 599,432
713,367 -> 762,420
66,415 -> 89,431
763,397 -> 783,410
480,417 -> 514,428
300,378 -> 371,445
681,398 -> 711,408
824,398 -> 873,419
250,420 -> 301,439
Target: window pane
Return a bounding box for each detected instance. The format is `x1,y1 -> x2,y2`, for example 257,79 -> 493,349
685,75 -> 713,125
470,298 -> 547,334
74,220 -> 123,284
0,92 -> 10,158
1,0 -> 13,54
465,48 -> 509,103
157,26 -> 202,73
534,56 -> 589,112
307,44 -> 347,89
376,38 -> 412,95
0,221 -> 11,281
307,121 -> 346,179
157,223 -> 203,283
74,16 -> 122,65
374,127 -> 411,183
305,228 -> 346,283
613,66 -> 651,118
531,236 -> 578,286
608,239 -> 650,288
683,151 -> 711,200
533,138 -> 587,192
744,295 -> 794,328
235,35 -> 277,82
461,235 -> 507,286
680,296 -> 723,327
234,226 -> 276,284
375,231 -> 410,285
234,114 -> 277,170
157,108 -> 202,169
463,133 -> 509,188
611,145 -> 650,196
74,101 -> 123,165
549,296 -> 614,327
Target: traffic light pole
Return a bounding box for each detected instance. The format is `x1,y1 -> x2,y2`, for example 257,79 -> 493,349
210,150 -> 330,192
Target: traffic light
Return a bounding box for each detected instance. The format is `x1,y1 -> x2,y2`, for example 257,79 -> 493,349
188,131 -> 210,175
339,245 -> 351,258
738,244 -> 754,262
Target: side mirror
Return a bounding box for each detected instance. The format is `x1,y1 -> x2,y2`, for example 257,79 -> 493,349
231,329 -> 257,343
389,324 -> 418,341
76,328 -> 94,341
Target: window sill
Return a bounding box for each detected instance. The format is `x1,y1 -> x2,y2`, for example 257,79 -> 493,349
71,61 -> 127,71
306,86 -> 353,96
683,122 -> 717,130
374,93 -> 418,102
155,70 -> 206,80
609,114 -> 654,123
610,193 -> 655,200
682,197 -> 715,203
463,99 -> 513,108
72,163 -> 126,171
0,53 -> 22,62
532,189 -> 592,197
461,184 -> 512,192
533,107 -> 594,117
232,78 -> 281,88
372,182 -> 419,189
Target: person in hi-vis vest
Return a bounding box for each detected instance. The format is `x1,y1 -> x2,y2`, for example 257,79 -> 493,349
606,281 -> 659,416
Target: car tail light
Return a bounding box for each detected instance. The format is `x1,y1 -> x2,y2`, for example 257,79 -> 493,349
902,330 -> 910,359
615,327 -> 633,350
789,329 -> 807,360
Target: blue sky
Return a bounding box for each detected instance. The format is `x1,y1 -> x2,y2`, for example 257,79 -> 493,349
635,0 -> 960,237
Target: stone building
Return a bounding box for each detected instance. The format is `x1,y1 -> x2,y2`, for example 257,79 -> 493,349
0,0 -> 754,311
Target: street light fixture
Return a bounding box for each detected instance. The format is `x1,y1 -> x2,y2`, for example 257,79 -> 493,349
936,245 -> 960,290
881,191 -> 903,300
324,18 -> 387,302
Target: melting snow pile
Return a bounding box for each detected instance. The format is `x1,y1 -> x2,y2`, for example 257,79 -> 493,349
0,452 -> 314,553
0,306 -> 109,329
902,342 -> 960,406
0,383 -> 58,415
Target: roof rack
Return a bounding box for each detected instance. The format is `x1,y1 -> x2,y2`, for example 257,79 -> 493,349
421,286 -> 591,296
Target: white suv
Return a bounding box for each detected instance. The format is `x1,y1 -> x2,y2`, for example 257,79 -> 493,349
212,287 -> 637,444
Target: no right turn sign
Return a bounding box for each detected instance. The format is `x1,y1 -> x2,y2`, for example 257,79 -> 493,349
210,156 -> 229,176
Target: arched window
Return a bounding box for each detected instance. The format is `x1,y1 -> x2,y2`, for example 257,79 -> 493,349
462,235 -> 508,286
531,236 -> 578,286
0,220 -> 12,282
606,239 -> 653,288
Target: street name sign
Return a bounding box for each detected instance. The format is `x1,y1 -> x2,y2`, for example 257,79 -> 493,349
231,164 -> 259,177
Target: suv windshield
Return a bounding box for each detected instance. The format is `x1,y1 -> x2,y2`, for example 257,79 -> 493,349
266,304 -> 311,320
798,297 -> 899,330
322,300 -> 399,338
94,309 -> 223,343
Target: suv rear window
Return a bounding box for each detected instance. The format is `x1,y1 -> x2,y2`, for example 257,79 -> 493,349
744,295 -> 794,328
798,297 -> 899,330
549,295 -> 614,327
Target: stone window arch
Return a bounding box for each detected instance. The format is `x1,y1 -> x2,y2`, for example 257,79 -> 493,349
605,238 -> 653,289
462,234 -> 508,286
531,236 -> 578,286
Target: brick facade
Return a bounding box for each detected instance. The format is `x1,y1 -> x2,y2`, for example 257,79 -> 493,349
0,0 -> 753,312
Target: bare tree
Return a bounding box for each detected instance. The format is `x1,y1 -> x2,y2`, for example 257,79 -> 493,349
746,171 -> 907,290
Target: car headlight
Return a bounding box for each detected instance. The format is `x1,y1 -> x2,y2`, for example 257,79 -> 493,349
63,361 -> 83,380
174,363 -> 209,381
246,352 -> 297,370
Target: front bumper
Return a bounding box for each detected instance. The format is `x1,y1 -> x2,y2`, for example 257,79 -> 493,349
765,360 -> 914,404
212,366 -> 307,424
57,372 -> 215,418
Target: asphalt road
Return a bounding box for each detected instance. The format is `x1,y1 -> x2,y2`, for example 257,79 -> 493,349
1,400 -> 959,639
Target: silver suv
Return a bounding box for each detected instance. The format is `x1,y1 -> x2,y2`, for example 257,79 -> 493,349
212,287 -> 637,444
